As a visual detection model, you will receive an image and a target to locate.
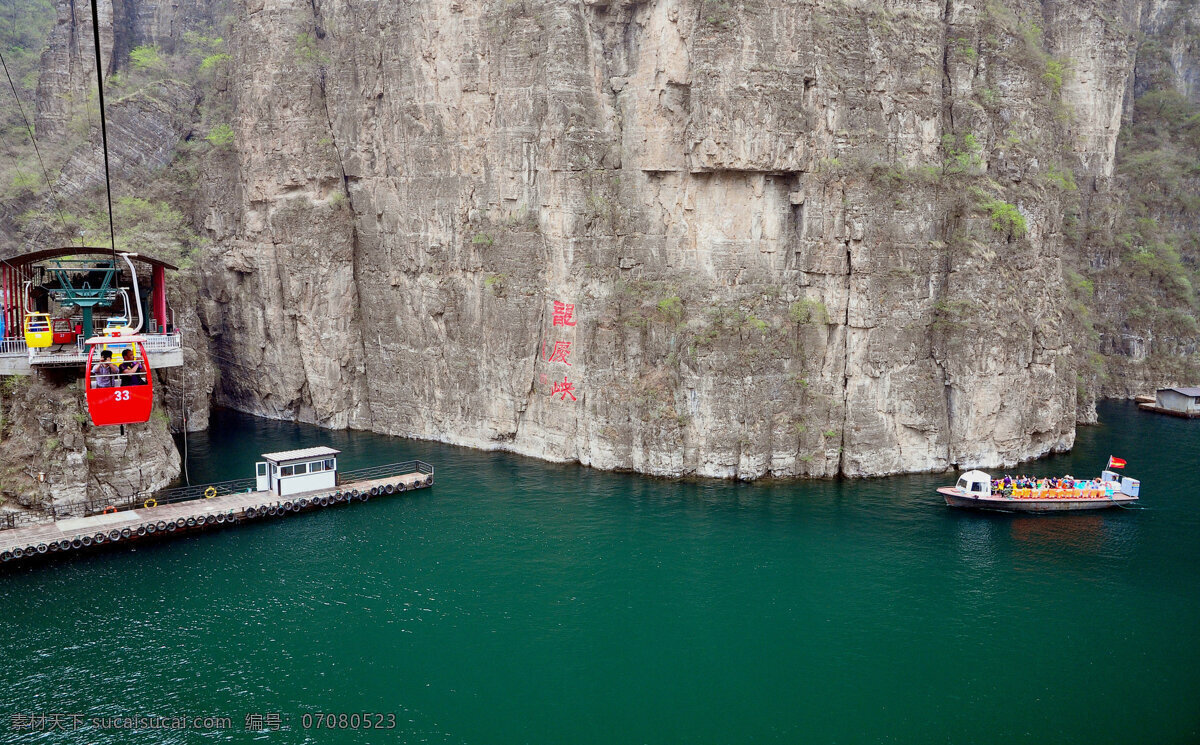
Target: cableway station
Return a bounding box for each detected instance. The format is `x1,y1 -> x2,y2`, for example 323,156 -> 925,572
0,247 -> 182,377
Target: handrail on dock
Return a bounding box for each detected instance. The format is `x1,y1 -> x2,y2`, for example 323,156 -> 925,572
338,460 -> 434,484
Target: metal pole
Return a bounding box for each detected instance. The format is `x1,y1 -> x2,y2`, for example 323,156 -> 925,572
118,253 -> 143,334
152,265 -> 166,332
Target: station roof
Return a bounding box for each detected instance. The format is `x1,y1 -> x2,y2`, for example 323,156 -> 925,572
260,446 -> 342,463
1160,387 -> 1200,398
0,246 -> 179,272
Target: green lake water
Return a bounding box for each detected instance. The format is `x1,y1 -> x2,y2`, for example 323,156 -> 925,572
1,401 -> 1197,743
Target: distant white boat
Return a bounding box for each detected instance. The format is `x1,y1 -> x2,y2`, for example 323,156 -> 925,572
938,468 -> 1140,512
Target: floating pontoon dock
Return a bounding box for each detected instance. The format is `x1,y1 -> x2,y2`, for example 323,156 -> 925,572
0,454 -> 433,566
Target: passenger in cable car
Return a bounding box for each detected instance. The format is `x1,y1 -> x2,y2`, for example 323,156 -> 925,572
118,348 -> 147,386
91,349 -> 119,388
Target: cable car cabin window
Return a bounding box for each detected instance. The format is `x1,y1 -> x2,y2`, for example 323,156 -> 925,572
281,465 -> 294,477
324,459 -> 335,471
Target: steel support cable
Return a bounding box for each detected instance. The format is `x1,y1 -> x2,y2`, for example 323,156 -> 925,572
87,0 -> 118,261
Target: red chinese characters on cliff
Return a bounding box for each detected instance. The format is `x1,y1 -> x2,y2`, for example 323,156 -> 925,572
546,299 -> 578,402
547,340 -> 572,365
552,301 -> 577,327
551,376 -> 577,401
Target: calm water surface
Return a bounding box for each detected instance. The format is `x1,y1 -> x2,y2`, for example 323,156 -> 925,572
1,401 -> 1197,744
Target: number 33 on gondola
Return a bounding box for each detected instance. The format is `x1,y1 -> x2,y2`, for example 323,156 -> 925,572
84,335 -> 153,426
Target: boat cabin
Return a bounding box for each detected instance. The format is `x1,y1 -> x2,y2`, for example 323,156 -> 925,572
954,470 -> 992,497
257,446 -> 341,497
1102,470 -> 1141,497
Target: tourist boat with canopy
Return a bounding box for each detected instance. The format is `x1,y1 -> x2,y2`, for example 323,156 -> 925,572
938,461 -> 1140,512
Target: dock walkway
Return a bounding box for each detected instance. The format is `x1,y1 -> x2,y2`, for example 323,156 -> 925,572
1,466 -> 432,565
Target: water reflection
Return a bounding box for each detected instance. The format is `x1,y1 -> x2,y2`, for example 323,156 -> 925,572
1010,514 -> 1106,551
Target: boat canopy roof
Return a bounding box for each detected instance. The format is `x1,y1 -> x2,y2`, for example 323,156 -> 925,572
958,469 -> 991,483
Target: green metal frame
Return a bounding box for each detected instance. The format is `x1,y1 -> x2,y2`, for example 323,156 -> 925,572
44,259 -> 119,307
40,259 -> 123,338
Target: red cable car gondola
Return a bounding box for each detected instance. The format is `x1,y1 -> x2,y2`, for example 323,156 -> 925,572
84,335 -> 153,426
51,317 -> 78,346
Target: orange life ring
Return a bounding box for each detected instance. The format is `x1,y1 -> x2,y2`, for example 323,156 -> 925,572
102,506 -> 117,514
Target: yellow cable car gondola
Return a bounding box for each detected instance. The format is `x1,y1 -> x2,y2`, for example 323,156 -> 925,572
23,312 -> 52,348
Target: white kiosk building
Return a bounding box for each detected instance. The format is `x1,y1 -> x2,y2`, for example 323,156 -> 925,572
256,446 -> 341,497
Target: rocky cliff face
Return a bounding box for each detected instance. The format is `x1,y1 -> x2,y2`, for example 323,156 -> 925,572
7,0 -> 1198,481
0,376 -> 180,521
195,0 -> 1136,478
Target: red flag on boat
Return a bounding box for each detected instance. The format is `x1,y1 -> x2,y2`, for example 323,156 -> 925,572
1108,456 -> 1126,469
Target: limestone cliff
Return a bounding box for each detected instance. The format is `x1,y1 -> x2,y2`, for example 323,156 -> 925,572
5,0 -> 1198,481
196,0 -> 1131,478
